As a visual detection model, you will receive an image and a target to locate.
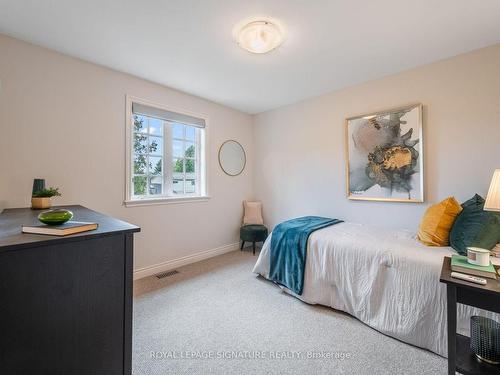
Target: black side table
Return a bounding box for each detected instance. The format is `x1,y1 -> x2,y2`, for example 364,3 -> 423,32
439,256 -> 500,375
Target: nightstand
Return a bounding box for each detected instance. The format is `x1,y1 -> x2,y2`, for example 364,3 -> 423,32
439,256 -> 500,375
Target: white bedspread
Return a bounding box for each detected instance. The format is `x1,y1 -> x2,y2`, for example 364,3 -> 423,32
252,222 -> 500,357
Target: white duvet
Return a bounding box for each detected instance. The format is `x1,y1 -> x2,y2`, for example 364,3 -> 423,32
252,222 -> 500,357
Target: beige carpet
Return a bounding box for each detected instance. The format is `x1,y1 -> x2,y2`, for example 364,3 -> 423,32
133,249 -> 446,374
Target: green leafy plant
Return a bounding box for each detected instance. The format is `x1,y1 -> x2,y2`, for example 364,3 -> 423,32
32,187 -> 61,198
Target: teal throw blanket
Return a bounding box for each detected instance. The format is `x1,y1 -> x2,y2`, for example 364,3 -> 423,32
269,216 -> 343,295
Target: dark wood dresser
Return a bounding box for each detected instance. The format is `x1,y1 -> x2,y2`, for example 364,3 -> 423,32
0,205 -> 140,375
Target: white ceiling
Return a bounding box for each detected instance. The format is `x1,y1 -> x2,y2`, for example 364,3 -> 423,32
1,0 -> 500,114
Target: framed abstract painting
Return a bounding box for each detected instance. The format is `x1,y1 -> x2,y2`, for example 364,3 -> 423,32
346,104 -> 424,203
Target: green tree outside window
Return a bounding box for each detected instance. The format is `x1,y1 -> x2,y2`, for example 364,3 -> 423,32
174,145 -> 195,173
133,115 -> 160,195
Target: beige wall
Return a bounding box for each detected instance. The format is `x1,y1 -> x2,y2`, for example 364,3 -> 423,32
2,33 -> 500,273
254,44 -> 500,230
0,35 -> 254,274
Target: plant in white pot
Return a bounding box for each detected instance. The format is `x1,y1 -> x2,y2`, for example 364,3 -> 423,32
31,187 -> 61,209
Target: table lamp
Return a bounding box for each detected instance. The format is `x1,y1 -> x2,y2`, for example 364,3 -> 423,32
485,169 -> 500,212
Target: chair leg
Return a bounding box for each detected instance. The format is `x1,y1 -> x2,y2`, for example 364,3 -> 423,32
253,242 -> 256,255
240,241 -> 245,250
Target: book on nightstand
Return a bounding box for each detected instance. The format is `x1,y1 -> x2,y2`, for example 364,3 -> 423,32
22,221 -> 98,236
491,244 -> 500,258
451,255 -> 497,279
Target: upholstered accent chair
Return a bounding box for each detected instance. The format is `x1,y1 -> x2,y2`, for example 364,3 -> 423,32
240,201 -> 268,255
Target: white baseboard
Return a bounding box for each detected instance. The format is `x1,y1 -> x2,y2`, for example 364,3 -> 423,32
133,242 -> 241,280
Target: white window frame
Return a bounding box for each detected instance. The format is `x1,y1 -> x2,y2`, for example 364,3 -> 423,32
124,95 -> 209,207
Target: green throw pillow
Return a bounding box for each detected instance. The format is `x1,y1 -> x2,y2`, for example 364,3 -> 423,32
449,194 -> 500,255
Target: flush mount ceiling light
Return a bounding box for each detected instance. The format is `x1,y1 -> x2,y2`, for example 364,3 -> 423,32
233,18 -> 285,54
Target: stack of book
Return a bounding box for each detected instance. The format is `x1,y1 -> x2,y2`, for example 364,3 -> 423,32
451,255 -> 497,280
491,243 -> 500,258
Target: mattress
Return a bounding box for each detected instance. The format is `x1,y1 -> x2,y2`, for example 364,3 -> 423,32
252,222 -> 500,357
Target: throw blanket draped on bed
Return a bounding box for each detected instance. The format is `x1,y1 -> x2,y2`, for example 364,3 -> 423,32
269,216 -> 343,294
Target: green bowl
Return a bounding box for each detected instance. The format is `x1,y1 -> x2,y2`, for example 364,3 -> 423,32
38,209 -> 74,225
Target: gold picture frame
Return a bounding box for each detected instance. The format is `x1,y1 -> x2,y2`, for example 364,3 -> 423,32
345,104 -> 424,203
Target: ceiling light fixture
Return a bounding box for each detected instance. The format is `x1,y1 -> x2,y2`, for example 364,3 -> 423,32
233,18 -> 285,54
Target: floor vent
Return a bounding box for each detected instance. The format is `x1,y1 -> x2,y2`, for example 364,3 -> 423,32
155,270 -> 179,279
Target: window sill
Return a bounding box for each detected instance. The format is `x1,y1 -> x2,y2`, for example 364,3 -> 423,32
124,195 -> 210,207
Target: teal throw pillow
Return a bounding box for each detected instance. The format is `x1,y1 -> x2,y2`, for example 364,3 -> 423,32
449,194 -> 500,255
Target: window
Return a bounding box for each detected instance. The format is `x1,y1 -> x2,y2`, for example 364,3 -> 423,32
126,97 -> 207,205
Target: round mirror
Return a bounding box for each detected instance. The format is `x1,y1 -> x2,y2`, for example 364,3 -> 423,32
219,140 -> 246,176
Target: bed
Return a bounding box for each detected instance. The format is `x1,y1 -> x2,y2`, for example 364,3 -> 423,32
253,221 -> 500,357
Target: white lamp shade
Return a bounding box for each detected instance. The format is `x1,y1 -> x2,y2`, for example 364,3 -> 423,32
484,169 -> 500,211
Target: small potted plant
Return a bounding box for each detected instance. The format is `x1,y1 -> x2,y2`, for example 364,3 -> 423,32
31,187 -> 61,209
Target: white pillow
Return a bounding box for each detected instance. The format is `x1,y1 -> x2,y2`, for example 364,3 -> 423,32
243,201 -> 264,225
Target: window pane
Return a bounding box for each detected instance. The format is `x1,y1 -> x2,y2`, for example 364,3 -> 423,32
173,140 -> 184,158
173,179 -> 184,194
133,176 -> 147,196
130,109 -> 206,200
133,133 -> 148,154
185,179 -> 196,194
149,176 -> 163,195
149,136 -> 163,155
133,154 -> 147,174
185,159 -> 195,173
148,118 -> 163,136
184,142 -> 195,158
172,123 -> 183,139
172,158 -> 184,173
173,173 -> 184,182
149,156 -> 162,175
133,115 -> 147,133
185,126 -> 195,141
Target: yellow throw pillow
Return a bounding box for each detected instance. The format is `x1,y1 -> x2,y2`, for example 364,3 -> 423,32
418,197 -> 463,246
